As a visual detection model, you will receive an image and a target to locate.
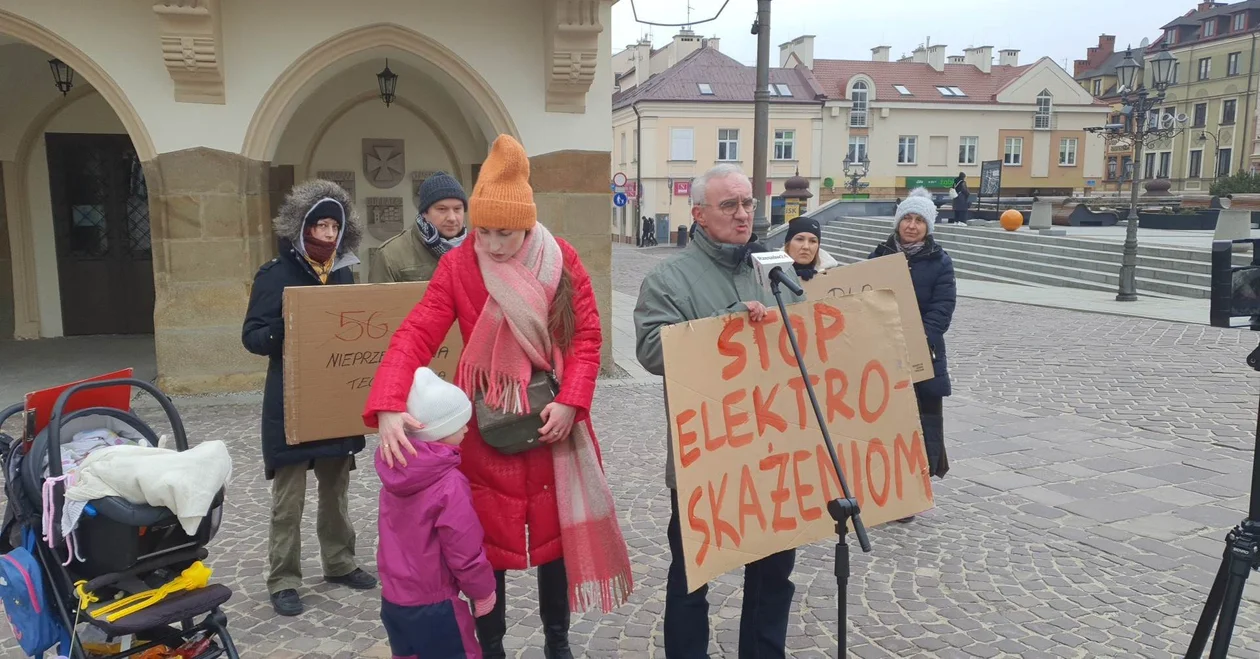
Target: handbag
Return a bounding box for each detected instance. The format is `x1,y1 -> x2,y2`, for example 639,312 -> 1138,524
948,187 -> 959,200
474,371 -> 559,455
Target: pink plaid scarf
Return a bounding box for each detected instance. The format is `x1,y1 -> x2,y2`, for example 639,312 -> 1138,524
460,225 -> 633,613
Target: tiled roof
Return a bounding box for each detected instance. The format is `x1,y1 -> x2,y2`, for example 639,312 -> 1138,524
810,59 -> 1033,104
1076,46 -> 1147,81
612,47 -> 823,109
1162,0 -> 1260,29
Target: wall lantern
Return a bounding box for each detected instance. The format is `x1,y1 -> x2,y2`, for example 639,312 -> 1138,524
48,58 -> 74,96
377,59 -> 398,107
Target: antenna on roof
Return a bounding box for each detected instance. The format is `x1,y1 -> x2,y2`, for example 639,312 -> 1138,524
630,0 -> 730,28
685,0 -> 693,29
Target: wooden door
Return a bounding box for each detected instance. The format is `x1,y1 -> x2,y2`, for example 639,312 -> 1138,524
45,133 -> 155,336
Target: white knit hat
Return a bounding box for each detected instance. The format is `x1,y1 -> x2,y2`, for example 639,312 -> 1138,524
405,368 -> 472,442
893,187 -> 937,232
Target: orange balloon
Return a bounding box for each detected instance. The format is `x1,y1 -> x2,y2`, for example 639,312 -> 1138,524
999,209 -> 1023,231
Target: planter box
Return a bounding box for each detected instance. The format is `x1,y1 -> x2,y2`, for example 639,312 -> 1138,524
1138,210 -> 1218,230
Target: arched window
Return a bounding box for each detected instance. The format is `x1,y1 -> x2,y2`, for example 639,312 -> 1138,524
1035,90 -> 1053,129
850,81 -> 869,127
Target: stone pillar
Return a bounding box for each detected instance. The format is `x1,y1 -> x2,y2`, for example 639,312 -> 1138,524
1214,208 -> 1253,244
145,147 -> 274,394
0,163 -> 12,339
529,150 -> 614,372
1030,197 -> 1067,235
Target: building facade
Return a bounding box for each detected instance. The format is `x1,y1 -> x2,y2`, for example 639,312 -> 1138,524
783,37 -> 1109,199
610,36 -> 823,243
0,0 -> 616,393
1073,35 -> 1149,192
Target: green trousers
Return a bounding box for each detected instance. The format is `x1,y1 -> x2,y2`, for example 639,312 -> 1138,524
267,456 -> 359,594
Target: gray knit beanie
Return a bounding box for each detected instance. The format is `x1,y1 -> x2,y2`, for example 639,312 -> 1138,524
417,172 -> 467,216
893,187 -> 937,232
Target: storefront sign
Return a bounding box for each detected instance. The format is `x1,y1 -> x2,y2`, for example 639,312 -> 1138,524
902,176 -> 955,189
674,181 -> 691,196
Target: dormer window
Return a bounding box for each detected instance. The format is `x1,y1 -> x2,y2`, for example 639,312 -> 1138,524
1168,29 -> 1179,44
1236,13 -> 1247,31
1205,20 -> 1217,37
698,83 -> 714,95
893,84 -> 912,96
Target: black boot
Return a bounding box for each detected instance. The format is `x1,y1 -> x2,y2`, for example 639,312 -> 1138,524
475,571 -> 507,659
538,559 -> 574,659
920,411 -> 948,478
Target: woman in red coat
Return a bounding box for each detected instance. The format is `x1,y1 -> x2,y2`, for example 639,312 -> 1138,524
364,135 -> 632,659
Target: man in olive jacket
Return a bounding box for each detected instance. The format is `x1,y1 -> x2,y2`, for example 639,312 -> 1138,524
368,171 -> 467,283
633,164 -> 804,659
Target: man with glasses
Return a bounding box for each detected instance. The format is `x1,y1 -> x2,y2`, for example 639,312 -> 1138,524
633,164 -> 803,658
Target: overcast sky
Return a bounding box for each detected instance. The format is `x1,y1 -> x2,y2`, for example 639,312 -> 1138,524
611,0 -> 1195,70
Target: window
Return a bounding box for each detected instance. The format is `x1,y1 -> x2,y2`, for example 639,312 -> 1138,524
1158,152 -> 1172,178
1194,102 -> 1208,127
949,86 -> 967,97
1168,29 -> 1179,45
775,84 -> 793,97
1144,152 -> 1157,179
847,136 -> 868,163
1004,137 -> 1023,166
698,83 -> 714,95
1219,148 -> 1234,176
1199,57 -> 1212,81
936,86 -> 957,97
1236,13 -> 1247,31
1059,138 -> 1078,166
898,136 -> 917,164
1205,20 -> 1217,37
620,132 -> 627,164
1092,79 -> 1102,96
1229,52 -> 1241,76
959,136 -> 978,165
774,130 -> 795,160
893,84 -> 912,96
850,81 -> 869,127
1189,149 -> 1204,178
1223,98 -> 1238,124
632,129 -> 638,162
768,86 -> 779,97
717,128 -> 739,161
1035,90 -> 1053,129
670,128 -> 694,161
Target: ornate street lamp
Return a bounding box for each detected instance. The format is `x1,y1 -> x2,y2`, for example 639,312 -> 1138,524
48,58 -> 74,96
1086,45 -> 1184,301
842,154 -> 870,198
377,59 -> 398,107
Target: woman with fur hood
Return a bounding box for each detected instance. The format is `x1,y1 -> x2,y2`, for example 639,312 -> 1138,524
242,179 -> 378,618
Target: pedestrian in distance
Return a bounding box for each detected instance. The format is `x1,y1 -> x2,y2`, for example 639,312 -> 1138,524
376,367 -> 497,659
950,172 -> 971,224
870,187 -> 956,524
241,179 -> 378,617
364,135 -> 633,659
634,163 -> 804,659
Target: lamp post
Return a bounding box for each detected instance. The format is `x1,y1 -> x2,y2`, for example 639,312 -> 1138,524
1086,46 -> 1181,301
751,0 -> 772,236
842,154 -> 870,198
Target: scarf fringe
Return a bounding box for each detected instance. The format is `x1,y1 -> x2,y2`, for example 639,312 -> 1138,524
457,362 -> 530,415
570,571 -> 634,614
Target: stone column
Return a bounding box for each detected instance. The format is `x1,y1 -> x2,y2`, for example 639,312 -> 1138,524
145,147 -> 274,394
0,163 -> 12,339
529,150 -> 614,372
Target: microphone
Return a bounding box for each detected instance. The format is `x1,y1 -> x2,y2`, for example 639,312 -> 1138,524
749,251 -> 805,296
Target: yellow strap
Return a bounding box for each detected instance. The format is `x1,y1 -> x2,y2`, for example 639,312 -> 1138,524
89,561 -> 213,623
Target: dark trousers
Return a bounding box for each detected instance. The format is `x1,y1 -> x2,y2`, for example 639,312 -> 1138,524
917,393 -> 948,478
664,490 -> 795,659
951,200 -> 970,223
474,558 -> 569,659
381,597 -> 479,659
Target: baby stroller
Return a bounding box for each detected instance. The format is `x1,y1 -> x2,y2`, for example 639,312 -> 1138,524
0,377 -> 239,659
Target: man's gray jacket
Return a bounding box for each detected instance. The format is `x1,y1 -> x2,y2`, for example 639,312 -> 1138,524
633,226 -> 805,489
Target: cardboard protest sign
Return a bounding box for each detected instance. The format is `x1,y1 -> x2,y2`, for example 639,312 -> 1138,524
801,254 -> 933,383
283,281 -> 462,445
661,290 -> 934,591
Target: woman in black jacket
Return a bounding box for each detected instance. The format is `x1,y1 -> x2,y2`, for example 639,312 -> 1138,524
870,188 -> 957,520
242,179 -> 377,617
951,172 -> 971,224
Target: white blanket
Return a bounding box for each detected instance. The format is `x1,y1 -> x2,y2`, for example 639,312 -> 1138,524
63,440 -> 232,536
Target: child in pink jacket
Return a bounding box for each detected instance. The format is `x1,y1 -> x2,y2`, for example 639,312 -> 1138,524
377,367 -> 496,659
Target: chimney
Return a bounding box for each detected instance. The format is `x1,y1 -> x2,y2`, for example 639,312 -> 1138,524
871,45 -> 891,62
927,44 -> 948,72
1198,1 -> 1223,10
912,46 -> 928,63
703,37 -> 720,51
949,55 -> 966,64
964,45 -> 993,73
779,35 -> 815,68
999,49 -> 1020,67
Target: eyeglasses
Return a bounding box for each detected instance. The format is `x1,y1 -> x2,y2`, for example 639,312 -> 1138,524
703,198 -> 759,215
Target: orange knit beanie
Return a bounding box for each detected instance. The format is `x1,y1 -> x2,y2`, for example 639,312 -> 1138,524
469,135 -> 537,231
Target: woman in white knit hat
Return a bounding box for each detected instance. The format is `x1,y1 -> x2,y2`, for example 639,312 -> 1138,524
869,188 -> 957,521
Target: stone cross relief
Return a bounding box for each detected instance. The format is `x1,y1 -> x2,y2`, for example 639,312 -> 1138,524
362,138 -> 405,189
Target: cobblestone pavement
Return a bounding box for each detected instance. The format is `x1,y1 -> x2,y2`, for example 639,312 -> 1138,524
1,245 -> 1259,658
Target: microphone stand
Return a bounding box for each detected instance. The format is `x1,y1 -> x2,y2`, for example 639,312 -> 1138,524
768,270 -> 872,659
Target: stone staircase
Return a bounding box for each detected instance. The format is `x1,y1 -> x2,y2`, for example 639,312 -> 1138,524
820,217 -> 1249,299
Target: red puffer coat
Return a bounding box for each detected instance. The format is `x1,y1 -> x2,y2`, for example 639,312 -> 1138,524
363,234 -> 602,571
